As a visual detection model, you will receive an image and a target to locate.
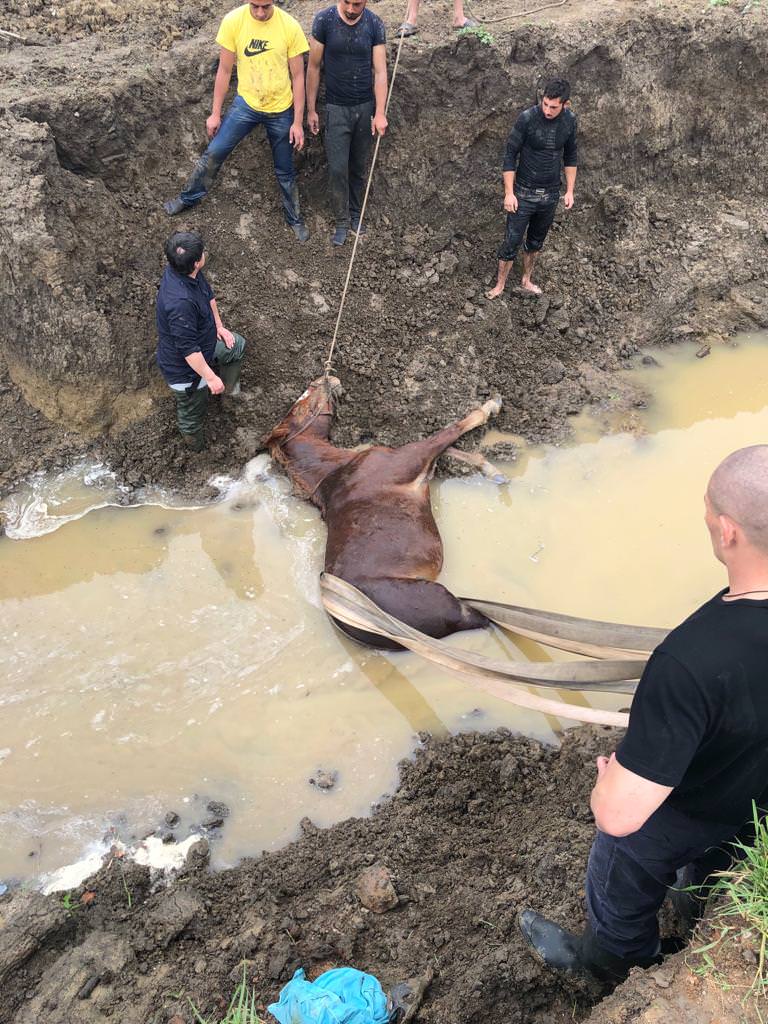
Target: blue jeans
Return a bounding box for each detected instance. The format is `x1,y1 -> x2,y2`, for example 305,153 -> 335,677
585,802 -> 749,962
497,186 -> 559,262
180,97 -> 300,225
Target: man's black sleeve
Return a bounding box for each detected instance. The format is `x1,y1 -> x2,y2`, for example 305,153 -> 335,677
167,299 -> 204,359
616,650 -> 709,788
563,117 -> 578,167
502,112 -> 529,172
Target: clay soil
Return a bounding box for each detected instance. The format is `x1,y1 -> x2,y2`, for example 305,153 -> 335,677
1,0 -> 768,1021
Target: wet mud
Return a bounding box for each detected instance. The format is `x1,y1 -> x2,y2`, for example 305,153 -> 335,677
1,0 -> 767,1020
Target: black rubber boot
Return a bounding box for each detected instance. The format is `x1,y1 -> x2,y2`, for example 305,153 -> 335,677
518,911 -> 661,985
163,196 -> 191,216
518,910 -> 584,975
181,429 -> 206,452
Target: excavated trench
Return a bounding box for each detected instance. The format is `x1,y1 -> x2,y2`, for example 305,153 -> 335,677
0,2 -> 767,1023
1,2 -> 768,498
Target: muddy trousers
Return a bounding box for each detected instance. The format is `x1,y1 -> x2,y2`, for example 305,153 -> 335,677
180,98 -> 301,226
497,187 -> 559,262
585,801 -> 751,963
324,101 -> 375,230
172,334 -> 246,447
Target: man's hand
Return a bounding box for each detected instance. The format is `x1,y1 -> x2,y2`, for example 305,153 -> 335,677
206,373 -> 225,395
563,191 -> 575,210
217,327 -> 235,350
290,121 -> 305,151
206,113 -> 221,139
504,192 -> 518,213
308,111 -> 320,135
371,112 -> 388,136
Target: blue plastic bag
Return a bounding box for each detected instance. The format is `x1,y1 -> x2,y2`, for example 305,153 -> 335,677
267,966 -> 389,1024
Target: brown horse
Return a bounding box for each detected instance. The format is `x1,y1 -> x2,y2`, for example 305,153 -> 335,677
263,377 -> 502,649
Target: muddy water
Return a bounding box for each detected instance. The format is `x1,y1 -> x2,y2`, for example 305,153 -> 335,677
2,334 -> 767,884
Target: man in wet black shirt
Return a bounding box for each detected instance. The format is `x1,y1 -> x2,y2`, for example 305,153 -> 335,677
307,0 -> 388,247
487,79 -> 577,298
518,445 -> 768,984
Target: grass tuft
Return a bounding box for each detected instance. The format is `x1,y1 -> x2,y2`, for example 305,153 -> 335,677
706,804 -> 768,999
188,966 -> 264,1024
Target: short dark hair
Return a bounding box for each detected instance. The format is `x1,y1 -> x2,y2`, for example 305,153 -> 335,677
542,78 -> 570,103
164,231 -> 205,275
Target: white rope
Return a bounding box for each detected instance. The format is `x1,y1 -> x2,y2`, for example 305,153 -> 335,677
323,23 -> 409,377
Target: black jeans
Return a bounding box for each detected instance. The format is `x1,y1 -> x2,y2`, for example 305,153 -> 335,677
324,100 -> 375,229
585,801 -> 749,961
497,186 -> 559,262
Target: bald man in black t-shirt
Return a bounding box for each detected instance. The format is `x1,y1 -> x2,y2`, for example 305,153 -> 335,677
518,445 -> 768,983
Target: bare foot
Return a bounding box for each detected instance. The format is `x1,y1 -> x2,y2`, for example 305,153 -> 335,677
485,283 -> 505,300
521,278 -> 542,295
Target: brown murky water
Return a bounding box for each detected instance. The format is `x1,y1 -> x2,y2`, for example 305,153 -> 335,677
1,334 -> 767,885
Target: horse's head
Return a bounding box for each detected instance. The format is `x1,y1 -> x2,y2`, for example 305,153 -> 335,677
262,376 -> 343,457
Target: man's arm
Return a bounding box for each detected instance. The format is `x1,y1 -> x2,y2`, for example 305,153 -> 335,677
563,120 -> 577,209
371,43 -> 388,136
503,170 -> 517,212
210,298 -> 234,349
185,352 -> 224,395
289,54 -> 306,150
208,47 -> 236,139
306,37 -> 324,135
501,112 -> 527,214
590,752 -> 672,837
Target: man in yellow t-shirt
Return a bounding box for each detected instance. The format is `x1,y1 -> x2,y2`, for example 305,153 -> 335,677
164,1 -> 311,242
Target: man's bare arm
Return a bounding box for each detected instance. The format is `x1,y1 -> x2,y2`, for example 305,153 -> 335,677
289,53 -> 306,149
503,169 -> 517,212
208,47 -> 236,138
306,37 -> 324,134
590,753 -> 672,837
371,43 -> 388,136
563,165 -> 576,209
185,352 -> 224,394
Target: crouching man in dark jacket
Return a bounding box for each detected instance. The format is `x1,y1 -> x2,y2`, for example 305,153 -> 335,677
156,231 -> 247,452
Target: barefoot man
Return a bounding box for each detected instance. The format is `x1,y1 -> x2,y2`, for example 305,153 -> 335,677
487,79 -> 577,298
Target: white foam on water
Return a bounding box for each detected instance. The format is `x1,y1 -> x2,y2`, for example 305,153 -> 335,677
39,834 -> 202,893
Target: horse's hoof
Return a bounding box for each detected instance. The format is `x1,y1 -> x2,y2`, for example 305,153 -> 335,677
484,394 -> 503,417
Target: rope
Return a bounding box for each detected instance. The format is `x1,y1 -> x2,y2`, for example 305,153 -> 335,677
322,23 -> 408,378
467,0 -> 568,25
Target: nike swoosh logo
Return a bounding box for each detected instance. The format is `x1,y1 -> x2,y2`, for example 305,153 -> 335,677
244,40 -> 270,56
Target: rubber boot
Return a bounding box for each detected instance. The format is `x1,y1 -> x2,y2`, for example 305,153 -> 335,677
181,428 -> 207,452
217,358 -> 243,397
518,910 -> 661,985
288,183 -> 309,242
175,385 -> 209,448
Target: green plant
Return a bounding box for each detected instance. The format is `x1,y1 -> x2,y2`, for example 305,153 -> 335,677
457,25 -> 495,45
709,0 -> 731,7
188,967 -> 264,1024
61,891 -> 76,913
695,805 -> 768,1000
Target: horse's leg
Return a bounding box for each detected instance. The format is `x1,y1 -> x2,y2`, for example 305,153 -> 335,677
334,576 -> 490,649
444,447 -> 508,484
381,396 -> 503,486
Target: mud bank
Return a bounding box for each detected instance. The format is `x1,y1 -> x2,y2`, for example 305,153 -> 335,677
2,0 -> 768,497
0,726 -> 760,1024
